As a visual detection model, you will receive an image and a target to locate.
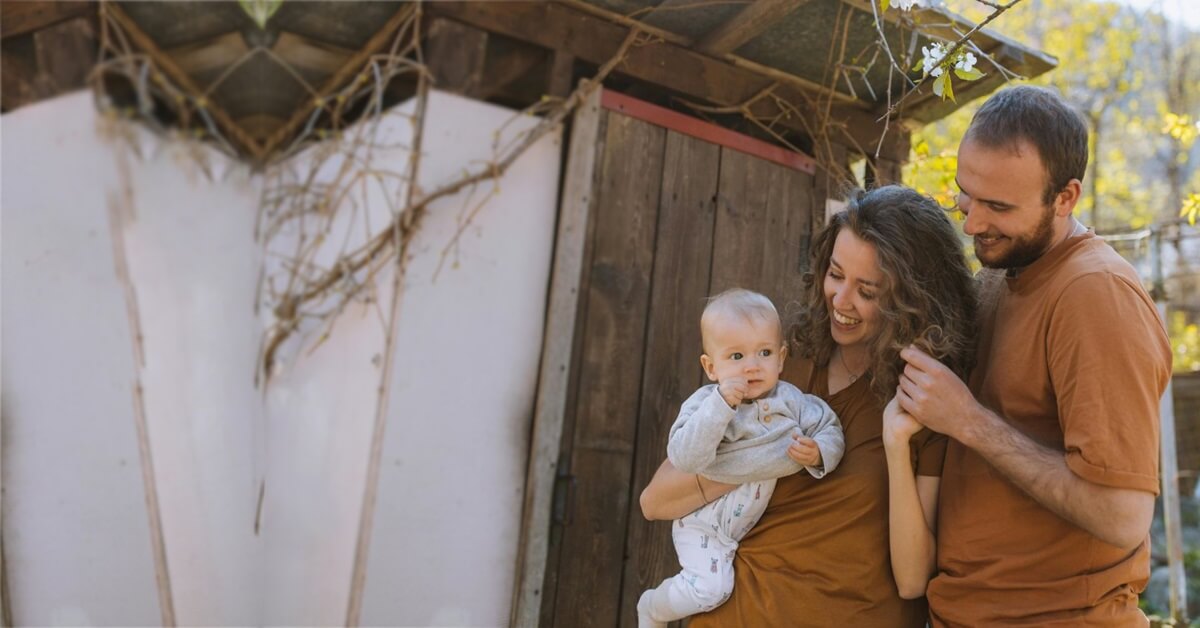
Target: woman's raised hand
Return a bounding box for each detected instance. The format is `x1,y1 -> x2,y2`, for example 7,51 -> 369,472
883,393 -> 924,450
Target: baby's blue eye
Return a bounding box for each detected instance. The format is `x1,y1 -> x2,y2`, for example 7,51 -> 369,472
759,349 -> 772,357
730,352 -> 744,360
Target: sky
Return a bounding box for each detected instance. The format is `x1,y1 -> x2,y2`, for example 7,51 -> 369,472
1113,0 -> 1200,29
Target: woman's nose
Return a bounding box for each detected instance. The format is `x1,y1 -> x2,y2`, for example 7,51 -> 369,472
831,287 -> 850,309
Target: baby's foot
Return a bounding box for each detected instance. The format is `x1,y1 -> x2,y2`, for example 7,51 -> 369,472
637,590 -> 667,628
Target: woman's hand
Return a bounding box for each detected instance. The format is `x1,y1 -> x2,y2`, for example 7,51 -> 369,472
883,393 -> 924,451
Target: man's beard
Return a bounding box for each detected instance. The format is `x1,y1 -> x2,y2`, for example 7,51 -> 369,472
977,206 -> 1057,270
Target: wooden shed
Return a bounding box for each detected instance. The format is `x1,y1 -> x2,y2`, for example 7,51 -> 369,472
0,1 -> 1055,625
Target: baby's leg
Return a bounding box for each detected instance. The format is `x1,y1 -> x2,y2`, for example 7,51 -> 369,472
639,488 -> 758,625
716,479 -> 776,541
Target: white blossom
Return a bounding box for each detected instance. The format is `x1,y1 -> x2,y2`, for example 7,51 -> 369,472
893,0 -> 926,10
922,43 -> 947,77
956,51 -> 978,73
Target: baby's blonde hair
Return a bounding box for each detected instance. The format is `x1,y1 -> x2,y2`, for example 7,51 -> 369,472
701,288 -> 782,350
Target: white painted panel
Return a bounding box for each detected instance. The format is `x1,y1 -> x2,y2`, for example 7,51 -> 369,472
258,91 -> 561,626
3,89 -> 560,627
2,92 -> 263,626
1,91 -> 163,626
359,93 -> 561,627
116,130 -> 263,626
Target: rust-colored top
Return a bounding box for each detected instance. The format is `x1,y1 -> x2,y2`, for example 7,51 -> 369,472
928,231 -> 1171,627
690,357 -> 946,628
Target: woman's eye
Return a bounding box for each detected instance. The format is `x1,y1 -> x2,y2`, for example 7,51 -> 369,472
859,290 -> 877,300
730,352 -> 743,360
759,349 -> 772,357
828,270 -> 843,280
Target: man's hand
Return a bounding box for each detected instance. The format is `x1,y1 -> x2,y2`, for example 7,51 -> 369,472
787,434 -> 823,467
897,345 -> 981,441
718,376 -> 748,408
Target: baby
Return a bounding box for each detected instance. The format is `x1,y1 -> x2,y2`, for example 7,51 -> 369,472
637,288 -> 844,628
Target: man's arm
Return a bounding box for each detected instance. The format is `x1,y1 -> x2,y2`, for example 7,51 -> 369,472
897,346 -> 1154,550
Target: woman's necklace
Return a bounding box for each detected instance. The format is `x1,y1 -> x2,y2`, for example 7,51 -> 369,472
838,347 -> 866,383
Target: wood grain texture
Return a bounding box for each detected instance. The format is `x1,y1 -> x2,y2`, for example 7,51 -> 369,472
551,112 -> 665,628
510,86 -> 603,628
711,147 -> 813,308
617,130 -> 721,628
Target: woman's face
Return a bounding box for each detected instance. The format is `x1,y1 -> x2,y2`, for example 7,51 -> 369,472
823,228 -> 884,350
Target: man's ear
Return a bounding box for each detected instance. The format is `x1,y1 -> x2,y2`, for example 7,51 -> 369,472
1055,179 -> 1083,218
700,354 -> 717,382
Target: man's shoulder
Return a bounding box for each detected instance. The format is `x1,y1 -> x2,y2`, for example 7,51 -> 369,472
1060,236 -> 1138,278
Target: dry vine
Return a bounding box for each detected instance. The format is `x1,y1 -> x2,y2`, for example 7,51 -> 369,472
666,0 -> 1029,193
255,26 -> 645,383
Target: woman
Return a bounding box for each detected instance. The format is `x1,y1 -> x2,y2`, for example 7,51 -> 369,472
639,185 -> 977,625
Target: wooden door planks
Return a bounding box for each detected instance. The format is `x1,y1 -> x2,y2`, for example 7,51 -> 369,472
551,113 -> 666,628
711,148 -> 814,306
617,131 -> 722,627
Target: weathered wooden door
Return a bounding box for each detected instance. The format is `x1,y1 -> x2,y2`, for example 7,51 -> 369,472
539,90 -> 817,627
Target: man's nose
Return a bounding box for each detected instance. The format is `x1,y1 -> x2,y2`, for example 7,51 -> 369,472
961,199 -> 985,236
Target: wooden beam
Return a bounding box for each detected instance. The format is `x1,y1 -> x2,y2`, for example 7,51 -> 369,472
259,4 -> 416,159
33,15 -> 96,94
509,84 -> 603,628
1,38 -> 50,112
427,2 -> 911,161
546,51 -> 575,99
1,1 -> 93,39
555,0 -> 859,106
271,31 -> 354,77
425,17 -> 488,95
103,2 -> 264,159
696,0 -> 813,55
165,32 -> 249,78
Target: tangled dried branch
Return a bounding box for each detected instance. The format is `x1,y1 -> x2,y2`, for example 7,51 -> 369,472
255,27 -> 645,383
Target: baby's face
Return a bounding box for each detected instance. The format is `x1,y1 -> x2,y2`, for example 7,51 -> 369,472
700,312 -> 786,401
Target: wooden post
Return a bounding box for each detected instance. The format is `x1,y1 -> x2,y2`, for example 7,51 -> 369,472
425,18 -> 488,96
509,85 -> 603,628
1152,228 -> 1188,623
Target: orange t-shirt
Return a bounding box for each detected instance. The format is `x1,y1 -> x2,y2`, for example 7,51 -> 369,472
928,231 -> 1172,627
690,357 -> 946,628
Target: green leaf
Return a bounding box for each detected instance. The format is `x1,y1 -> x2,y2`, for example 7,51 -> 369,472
880,0 -> 891,12
913,57 -> 926,73
954,67 -> 985,81
931,73 -> 944,98
943,73 -> 956,102
239,0 -> 283,29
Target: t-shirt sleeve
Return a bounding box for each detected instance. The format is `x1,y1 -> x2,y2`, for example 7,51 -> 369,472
1049,272 -> 1171,495
912,428 -> 947,477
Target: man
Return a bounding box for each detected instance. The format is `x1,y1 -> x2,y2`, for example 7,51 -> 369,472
897,85 -> 1172,626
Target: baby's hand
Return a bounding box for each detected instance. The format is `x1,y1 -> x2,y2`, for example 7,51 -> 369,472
787,434 -> 823,468
718,376 -> 749,407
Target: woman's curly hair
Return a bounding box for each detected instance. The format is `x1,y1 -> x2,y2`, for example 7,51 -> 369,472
788,185 -> 978,402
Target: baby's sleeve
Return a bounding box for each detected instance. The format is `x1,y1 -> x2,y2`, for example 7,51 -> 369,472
784,383 -> 844,478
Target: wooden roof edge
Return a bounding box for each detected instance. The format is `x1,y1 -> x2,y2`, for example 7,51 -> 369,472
553,0 -> 865,108
836,0 -> 1057,75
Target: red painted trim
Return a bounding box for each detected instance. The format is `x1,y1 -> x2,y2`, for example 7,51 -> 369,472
600,89 -> 817,175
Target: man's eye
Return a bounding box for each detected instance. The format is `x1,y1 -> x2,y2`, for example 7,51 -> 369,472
759,349 -> 772,357
730,352 -> 743,360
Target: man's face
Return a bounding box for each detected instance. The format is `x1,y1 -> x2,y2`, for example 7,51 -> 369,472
955,138 -> 1064,269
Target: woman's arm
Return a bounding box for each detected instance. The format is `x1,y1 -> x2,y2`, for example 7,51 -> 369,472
883,396 -> 939,599
639,458 -> 738,521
